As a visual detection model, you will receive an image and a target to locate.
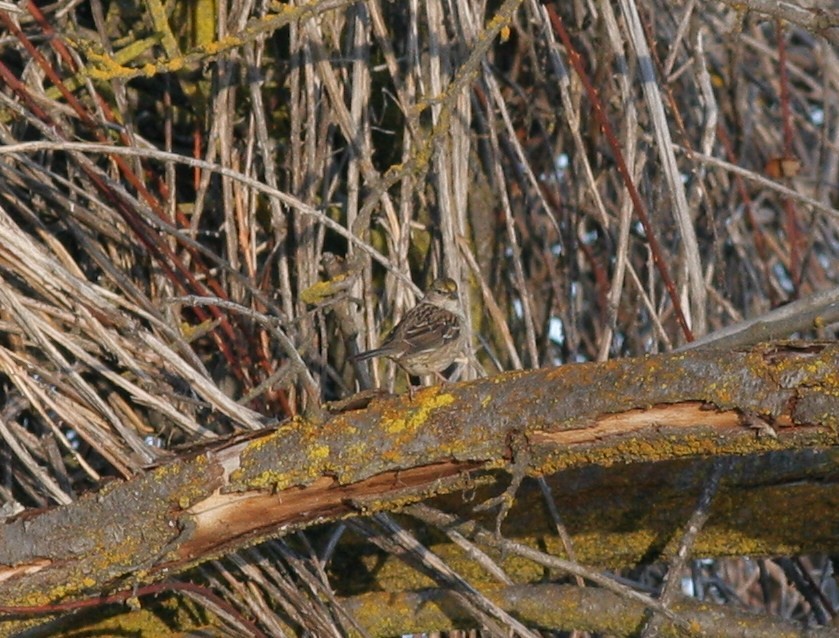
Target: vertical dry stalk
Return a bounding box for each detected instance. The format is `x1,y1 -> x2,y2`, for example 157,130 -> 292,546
0,0 -> 837,633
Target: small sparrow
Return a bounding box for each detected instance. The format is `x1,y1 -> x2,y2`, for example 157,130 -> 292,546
354,277 -> 467,379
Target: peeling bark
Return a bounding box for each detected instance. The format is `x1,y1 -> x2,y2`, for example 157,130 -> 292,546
1,342 -> 838,631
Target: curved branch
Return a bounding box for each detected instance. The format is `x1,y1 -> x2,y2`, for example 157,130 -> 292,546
1,342 -> 839,631
714,0 -> 839,47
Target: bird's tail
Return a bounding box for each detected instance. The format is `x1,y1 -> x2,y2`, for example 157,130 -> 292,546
351,347 -> 386,362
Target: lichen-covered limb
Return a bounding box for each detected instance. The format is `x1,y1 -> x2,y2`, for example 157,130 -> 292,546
1,341 -> 838,631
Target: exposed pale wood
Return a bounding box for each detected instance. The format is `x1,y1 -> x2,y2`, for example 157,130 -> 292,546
1,342 -> 838,633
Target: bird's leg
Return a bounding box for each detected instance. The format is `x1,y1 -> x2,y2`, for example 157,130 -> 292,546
445,361 -> 465,382
393,362 -> 416,400
433,361 -> 463,384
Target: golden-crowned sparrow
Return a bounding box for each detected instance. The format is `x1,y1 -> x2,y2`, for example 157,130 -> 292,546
354,277 -> 466,377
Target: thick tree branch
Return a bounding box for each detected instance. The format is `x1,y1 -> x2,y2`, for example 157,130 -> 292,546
678,285 -> 839,352
1,342 -> 838,627
340,583 -> 839,637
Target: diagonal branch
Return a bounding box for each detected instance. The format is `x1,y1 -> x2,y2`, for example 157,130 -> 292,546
1,341 -> 839,631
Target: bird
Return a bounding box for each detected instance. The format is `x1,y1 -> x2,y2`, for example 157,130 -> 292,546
354,277 -> 467,387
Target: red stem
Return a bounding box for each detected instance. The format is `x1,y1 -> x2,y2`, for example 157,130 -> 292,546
544,5 -> 694,342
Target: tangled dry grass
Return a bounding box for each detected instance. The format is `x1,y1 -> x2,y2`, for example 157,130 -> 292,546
0,0 -> 838,634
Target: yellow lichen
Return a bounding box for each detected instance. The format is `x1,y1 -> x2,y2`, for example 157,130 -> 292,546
299,278 -> 345,304
381,391 -> 455,435
308,444 -> 330,461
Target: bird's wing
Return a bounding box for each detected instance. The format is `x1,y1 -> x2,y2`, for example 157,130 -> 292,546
396,303 -> 461,353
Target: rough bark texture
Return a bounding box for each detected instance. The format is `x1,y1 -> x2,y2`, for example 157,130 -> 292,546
340,584 -> 839,638
2,342 -> 839,631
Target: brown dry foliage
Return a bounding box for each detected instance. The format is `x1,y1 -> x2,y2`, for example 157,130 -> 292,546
0,0 -> 838,634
